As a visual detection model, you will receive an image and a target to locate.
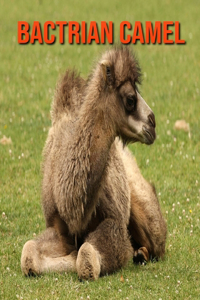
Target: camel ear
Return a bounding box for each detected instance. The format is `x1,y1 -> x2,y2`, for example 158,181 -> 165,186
101,60 -> 114,86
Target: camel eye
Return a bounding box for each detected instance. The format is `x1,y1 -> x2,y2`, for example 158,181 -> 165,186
126,95 -> 137,111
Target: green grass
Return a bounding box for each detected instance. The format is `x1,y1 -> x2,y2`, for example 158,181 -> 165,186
0,0 -> 200,299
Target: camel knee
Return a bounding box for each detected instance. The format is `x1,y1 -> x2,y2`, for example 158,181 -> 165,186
76,242 -> 101,281
21,240 -> 41,276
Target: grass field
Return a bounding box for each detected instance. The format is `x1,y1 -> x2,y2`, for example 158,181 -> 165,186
0,0 -> 200,299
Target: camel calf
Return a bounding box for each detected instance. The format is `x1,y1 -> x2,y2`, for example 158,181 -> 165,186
21,46 -> 167,280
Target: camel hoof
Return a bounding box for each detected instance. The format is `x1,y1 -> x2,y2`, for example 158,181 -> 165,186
21,240 -> 41,276
133,247 -> 149,264
76,242 -> 101,281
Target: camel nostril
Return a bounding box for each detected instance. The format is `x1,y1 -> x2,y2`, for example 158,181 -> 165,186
148,113 -> 156,128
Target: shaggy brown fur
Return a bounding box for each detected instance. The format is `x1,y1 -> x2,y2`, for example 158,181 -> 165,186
21,46 -> 167,280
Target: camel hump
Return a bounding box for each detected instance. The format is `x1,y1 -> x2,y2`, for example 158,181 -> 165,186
51,69 -> 86,124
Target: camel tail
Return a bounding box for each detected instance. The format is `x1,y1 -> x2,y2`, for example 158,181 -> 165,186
51,69 -> 85,124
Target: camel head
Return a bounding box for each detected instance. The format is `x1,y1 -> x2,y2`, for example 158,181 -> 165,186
100,47 -> 156,145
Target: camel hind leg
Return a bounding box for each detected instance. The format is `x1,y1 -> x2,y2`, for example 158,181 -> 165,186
120,145 -> 167,264
21,227 -> 77,276
128,183 -> 167,264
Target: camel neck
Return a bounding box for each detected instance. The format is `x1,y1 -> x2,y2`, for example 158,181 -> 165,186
65,84 -> 116,234
76,71 -> 116,180
76,92 -> 115,193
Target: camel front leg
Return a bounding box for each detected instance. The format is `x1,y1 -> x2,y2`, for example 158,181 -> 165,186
21,227 -> 77,276
76,218 -> 133,280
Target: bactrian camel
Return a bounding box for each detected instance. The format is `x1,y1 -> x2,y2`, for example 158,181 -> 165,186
21,46 -> 167,280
